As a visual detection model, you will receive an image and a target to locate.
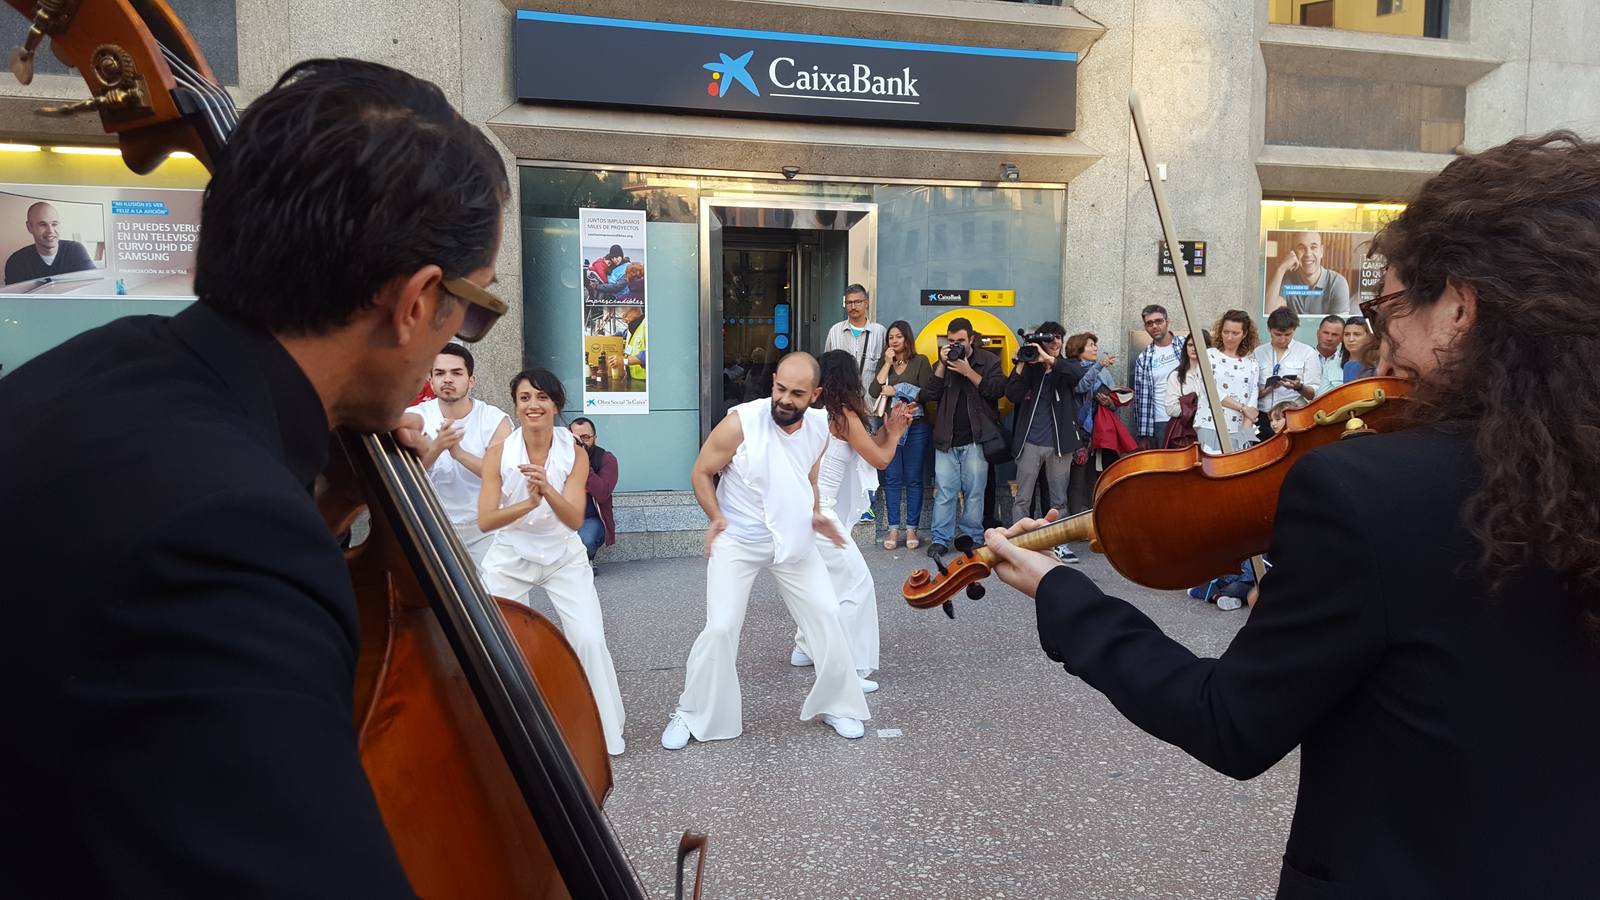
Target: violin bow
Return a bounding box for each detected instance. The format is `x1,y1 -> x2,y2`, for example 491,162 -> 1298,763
1128,91 -> 1268,584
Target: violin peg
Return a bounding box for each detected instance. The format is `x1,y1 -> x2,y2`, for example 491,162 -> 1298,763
953,535 -> 975,556
965,582 -> 986,601
941,600 -> 956,620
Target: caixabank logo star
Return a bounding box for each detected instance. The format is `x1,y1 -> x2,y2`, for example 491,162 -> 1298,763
702,51 -> 761,98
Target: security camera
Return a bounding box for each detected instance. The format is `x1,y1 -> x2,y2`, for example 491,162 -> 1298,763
1000,162 -> 1020,182
782,166 -> 800,180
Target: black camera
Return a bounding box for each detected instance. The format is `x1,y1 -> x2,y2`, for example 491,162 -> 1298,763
1016,329 -> 1054,363
945,341 -> 968,362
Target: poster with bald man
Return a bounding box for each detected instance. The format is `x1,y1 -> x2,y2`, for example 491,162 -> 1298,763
1263,229 -> 1381,318
1,184 -> 202,297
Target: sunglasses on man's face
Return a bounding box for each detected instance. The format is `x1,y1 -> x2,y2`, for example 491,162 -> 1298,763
442,277 -> 509,343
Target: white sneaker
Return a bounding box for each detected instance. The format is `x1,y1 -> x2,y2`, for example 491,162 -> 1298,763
789,646 -> 813,667
822,714 -> 865,739
858,676 -> 879,694
1217,595 -> 1244,611
1053,544 -> 1080,564
660,711 -> 692,750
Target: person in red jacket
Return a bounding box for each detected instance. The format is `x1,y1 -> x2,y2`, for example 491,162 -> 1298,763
569,416 -> 618,566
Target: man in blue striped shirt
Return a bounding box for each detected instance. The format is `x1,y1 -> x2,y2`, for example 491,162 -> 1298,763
1131,304 -> 1187,449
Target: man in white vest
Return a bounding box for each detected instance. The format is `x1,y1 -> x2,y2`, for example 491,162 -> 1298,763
407,343 -> 512,567
662,352 -> 871,747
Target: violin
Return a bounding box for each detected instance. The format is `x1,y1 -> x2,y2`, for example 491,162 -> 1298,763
6,2 -> 706,896
905,90 -> 1410,610
904,376 -> 1410,607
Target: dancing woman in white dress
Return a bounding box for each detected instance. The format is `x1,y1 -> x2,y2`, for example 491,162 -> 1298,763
791,349 -> 913,692
478,368 -> 627,755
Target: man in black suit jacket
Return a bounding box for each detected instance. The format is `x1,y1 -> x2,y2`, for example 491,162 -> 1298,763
0,60 -> 508,897
985,132 -> 1600,897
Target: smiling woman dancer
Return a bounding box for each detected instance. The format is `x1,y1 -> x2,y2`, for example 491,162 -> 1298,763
479,368 -> 626,755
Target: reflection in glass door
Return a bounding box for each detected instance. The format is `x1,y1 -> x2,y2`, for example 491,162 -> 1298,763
719,243 -> 794,417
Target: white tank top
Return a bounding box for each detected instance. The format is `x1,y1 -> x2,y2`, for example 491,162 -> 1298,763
816,427 -> 879,525
491,426 -> 578,565
717,399 -> 829,563
405,397 -> 509,527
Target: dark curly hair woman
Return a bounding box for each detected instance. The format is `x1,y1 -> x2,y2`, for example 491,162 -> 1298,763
979,131 -> 1600,897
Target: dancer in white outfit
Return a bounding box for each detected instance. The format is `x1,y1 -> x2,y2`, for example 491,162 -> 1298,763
406,344 -> 512,569
791,349 -> 914,693
478,368 -> 627,756
662,353 -> 870,748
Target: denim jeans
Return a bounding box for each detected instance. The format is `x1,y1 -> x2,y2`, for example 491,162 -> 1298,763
931,442 -> 988,546
882,421 -> 931,529
578,515 -> 606,560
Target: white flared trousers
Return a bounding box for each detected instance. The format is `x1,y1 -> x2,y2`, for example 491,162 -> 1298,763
675,534 -> 869,741
481,534 -> 627,755
794,507 -> 880,676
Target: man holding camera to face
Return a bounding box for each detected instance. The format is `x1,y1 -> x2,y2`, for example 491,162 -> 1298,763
1004,322 -> 1110,564
921,318 -> 1006,558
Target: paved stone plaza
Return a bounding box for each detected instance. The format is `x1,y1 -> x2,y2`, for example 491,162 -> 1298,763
524,543 -> 1298,899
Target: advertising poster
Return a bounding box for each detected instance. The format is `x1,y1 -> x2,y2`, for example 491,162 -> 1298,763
1,183 -> 202,298
1262,229 -> 1383,319
579,208 -> 648,415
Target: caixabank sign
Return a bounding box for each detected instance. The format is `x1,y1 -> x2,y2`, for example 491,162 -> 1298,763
514,11 -> 1077,133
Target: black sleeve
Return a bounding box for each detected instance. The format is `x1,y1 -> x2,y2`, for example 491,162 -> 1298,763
977,355 -> 1008,401
62,239 -> 96,273
1032,451 -> 1386,779
922,367 -> 947,402
1051,355 -> 1086,388
67,488 -> 416,898
1004,365 -> 1030,405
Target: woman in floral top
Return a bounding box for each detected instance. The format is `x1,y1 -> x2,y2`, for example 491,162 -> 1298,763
1162,328 -> 1259,454
1211,309 -> 1263,448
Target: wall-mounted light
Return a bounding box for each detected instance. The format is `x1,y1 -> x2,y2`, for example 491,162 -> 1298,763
999,162 -> 1020,182
0,142 -> 42,152
781,166 -> 800,180
49,145 -> 123,155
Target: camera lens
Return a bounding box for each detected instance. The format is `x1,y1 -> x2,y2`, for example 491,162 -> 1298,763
946,343 -> 967,362
1018,344 -> 1040,362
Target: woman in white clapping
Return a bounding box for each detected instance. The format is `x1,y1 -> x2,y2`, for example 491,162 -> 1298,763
479,368 -> 626,755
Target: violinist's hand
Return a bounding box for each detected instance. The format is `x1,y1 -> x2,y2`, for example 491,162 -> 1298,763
983,509 -> 1064,600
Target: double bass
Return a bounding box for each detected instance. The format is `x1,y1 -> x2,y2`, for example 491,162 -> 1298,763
4,2 -> 705,896
904,92 -> 1410,609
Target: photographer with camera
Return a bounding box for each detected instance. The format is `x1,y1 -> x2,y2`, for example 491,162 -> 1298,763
921,317 -> 1006,558
1004,322 -> 1111,564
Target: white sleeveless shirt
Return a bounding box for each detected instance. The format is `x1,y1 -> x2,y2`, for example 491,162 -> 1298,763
405,397 -> 509,527
717,399 -> 829,564
816,430 -> 879,526
491,426 -> 578,565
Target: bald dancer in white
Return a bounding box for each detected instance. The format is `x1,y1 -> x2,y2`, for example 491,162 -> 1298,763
408,343 -> 511,569
791,349 -> 913,693
662,353 -> 871,747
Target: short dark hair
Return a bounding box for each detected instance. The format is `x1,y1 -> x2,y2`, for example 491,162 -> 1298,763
947,317 -> 975,338
1319,315 -> 1345,329
1266,308 -> 1299,332
843,283 -> 869,299
509,367 -> 567,410
1141,305 -> 1168,321
570,416 -> 596,434
194,58 -> 508,335
436,342 -> 474,376
1037,321 -> 1066,339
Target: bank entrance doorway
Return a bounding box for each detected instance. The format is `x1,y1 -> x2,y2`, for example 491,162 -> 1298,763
700,198 -> 877,440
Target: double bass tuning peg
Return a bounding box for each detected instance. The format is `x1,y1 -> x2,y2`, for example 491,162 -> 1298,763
952,535 -> 976,556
